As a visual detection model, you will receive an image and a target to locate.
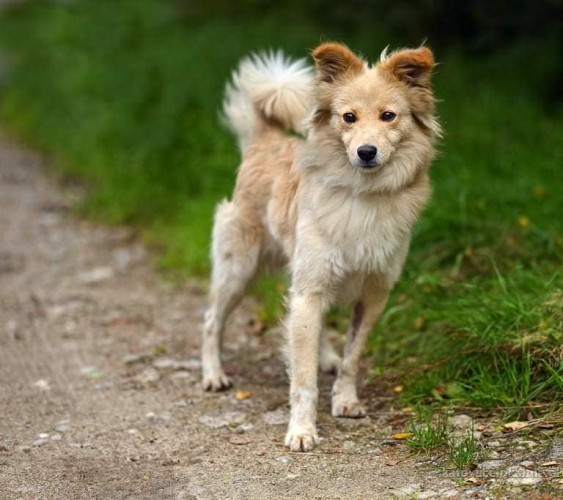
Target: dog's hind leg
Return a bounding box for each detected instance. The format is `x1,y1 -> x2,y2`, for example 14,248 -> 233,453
319,329 -> 341,374
202,201 -> 261,391
331,281 -> 390,418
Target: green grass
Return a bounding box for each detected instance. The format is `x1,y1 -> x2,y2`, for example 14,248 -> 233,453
407,409 -> 449,454
0,1 -> 561,419
447,431 -> 479,471
406,409 -> 480,471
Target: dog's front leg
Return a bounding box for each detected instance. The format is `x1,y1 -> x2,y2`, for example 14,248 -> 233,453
284,292 -> 326,452
332,281 -> 390,418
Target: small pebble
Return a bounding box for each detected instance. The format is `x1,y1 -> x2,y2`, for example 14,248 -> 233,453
33,379 -> 51,391
506,465 -> 543,486
478,460 -> 504,470
234,423 -> 254,434
439,488 -> 460,498
518,440 -> 538,448
51,434 -> 62,441
79,267 -> 114,284
55,420 -> 70,433
148,412 -> 172,424
135,367 -> 160,385
335,416 -> 372,429
199,411 -> 246,429
393,484 -> 421,496
81,366 -> 104,380
367,447 -> 382,455
229,435 -> 252,445
449,414 -> 473,430
152,357 -> 177,370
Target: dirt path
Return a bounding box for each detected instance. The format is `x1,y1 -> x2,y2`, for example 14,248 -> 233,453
0,136 -> 559,499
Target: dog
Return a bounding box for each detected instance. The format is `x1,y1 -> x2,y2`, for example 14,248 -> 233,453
201,42 -> 441,452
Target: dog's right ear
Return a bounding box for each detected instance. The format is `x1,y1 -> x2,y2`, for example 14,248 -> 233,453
312,43 -> 364,83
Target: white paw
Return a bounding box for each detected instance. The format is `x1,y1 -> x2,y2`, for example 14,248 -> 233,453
331,398 -> 366,418
284,427 -> 319,452
202,371 -> 232,392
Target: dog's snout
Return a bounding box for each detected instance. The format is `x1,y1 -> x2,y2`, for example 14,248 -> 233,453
357,145 -> 378,162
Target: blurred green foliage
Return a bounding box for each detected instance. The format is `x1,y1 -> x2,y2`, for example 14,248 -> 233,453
0,0 -> 561,415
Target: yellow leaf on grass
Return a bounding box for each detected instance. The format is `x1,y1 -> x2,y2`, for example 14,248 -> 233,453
235,391 -> 252,401
392,432 -> 413,440
413,316 -> 425,330
517,215 -> 530,228
393,385 -> 404,393
503,421 -> 529,431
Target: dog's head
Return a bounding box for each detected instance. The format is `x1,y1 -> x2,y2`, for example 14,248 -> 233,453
310,42 -> 440,175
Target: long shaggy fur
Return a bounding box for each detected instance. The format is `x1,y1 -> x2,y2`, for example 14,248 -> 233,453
203,42 -> 441,453
222,51 -> 313,149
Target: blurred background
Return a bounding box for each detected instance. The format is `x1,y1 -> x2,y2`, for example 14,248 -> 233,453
0,0 -> 561,415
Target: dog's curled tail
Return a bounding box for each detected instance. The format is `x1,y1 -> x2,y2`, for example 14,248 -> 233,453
222,51 -> 313,150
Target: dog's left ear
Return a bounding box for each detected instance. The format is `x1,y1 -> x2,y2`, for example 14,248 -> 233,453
312,42 -> 364,83
381,47 -> 435,88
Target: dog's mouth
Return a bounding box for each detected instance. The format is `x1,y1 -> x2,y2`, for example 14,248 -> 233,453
357,160 -> 380,171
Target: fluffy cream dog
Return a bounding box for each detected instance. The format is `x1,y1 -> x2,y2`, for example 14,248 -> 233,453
202,42 -> 440,451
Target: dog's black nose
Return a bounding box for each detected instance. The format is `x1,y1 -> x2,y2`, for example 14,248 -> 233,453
357,145 -> 378,162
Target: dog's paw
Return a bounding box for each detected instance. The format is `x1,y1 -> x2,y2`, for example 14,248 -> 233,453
331,399 -> 366,418
284,427 -> 319,452
202,372 -> 232,392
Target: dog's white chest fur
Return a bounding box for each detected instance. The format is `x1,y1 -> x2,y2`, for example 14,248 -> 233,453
299,184 -> 414,276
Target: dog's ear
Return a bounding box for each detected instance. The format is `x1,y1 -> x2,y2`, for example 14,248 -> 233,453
312,42 -> 364,83
381,47 -> 435,88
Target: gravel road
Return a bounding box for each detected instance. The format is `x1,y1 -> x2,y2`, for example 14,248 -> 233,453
0,136 -> 559,499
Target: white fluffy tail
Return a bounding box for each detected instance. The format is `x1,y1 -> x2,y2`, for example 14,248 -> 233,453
222,51 -> 313,150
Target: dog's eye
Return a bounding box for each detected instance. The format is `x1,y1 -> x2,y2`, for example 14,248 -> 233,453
380,111 -> 396,122
343,112 -> 357,123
